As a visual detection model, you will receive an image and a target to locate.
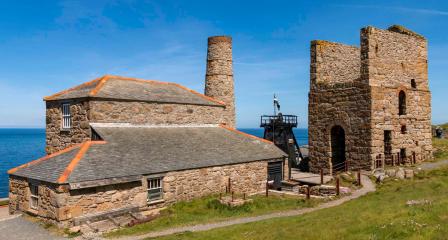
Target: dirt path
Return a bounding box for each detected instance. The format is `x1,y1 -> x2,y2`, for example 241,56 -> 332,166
418,159 -> 448,171
115,174 -> 375,240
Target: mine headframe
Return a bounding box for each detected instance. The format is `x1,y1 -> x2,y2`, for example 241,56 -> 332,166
260,113 -> 303,168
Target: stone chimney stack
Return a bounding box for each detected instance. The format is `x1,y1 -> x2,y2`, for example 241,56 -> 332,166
205,36 -> 236,128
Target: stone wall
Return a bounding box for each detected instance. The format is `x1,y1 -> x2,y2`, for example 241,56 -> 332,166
162,160 -> 268,204
9,160 -> 272,226
46,100 -> 91,154
89,100 -> 226,126
362,27 -> 432,162
204,36 -> 236,128
308,25 -> 432,173
9,176 -> 68,223
45,99 -> 227,154
310,40 -> 360,87
66,181 -> 146,221
309,40 -> 372,173
308,83 -> 372,173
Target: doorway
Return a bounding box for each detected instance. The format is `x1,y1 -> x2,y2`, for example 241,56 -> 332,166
331,125 -> 346,172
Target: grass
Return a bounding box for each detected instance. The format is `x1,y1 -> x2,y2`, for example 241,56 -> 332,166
105,193 -> 320,238
0,199 -> 8,206
151,167 -> 448,240
433,138 -> 448,161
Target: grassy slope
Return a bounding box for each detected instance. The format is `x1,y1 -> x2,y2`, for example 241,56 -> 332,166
0,200 -> 8,206
106,194 -> 320,238
433,138 -> 448,161
155,168 -> 448,240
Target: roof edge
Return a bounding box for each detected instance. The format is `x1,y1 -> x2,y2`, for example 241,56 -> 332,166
90,122 -> 220,128
57,141 -> 107,183
8,143 -> 84,174
218,124 -> 274,144
44,74 -> 226,106
43,76 -> 105,101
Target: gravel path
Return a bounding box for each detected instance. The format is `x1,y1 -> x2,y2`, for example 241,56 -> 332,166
116,174 -> 376,240
0,215 -> 64,240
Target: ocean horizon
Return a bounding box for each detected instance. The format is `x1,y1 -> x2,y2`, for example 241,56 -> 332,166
0,128 -> 308,198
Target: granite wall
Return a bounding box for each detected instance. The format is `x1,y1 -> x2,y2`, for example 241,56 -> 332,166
205,36 -> 236,128
362,26 -> 432,163
9,160 -> 274,227
89,100 -> 226,126
308,25 -> 432,173
46,100 -> 91,154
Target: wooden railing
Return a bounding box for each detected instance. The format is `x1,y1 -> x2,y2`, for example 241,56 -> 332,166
374,152 -> 417,169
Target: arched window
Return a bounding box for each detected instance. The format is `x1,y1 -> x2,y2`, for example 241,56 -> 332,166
399,91 -> 406,115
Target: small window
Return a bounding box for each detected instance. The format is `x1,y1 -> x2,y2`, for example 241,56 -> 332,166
398,91 -> 406,115
147,178 -> 163,202
401,125 -> 407,134
29,184 -> 39,210
62,103 -> 71,129
411,79 -> 416,89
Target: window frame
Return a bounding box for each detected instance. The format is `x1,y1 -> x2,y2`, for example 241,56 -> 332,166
147,177 -> 163,203
29,183 -> 39,210
61,103 -> 71,130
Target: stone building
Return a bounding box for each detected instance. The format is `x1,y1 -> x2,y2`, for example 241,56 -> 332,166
309,25 -> 432,174
8,36 -> 286,227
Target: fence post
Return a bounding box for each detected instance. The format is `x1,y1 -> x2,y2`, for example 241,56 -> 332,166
243,193 -> 246,200
265,181 -> 269,197
336,176 -> 340,196
413,152 -> 416,165
231,191 -> 234,202
306,185 -> 310,200
320,168 -> 324,185
228,178 -> 231,193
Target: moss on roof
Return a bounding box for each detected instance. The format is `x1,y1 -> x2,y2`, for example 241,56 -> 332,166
387,25 -> 425,40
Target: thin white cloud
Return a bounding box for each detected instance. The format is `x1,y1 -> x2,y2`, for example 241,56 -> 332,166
335,4 -> 448,16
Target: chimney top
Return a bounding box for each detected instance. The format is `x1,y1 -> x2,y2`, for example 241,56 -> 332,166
208,36 -> 232,45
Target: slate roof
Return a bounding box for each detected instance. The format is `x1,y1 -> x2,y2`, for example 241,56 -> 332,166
9,125 -> 286,185
44,75 -> 225,106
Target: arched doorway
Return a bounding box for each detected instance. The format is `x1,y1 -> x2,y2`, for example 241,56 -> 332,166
331,125 -> 346,172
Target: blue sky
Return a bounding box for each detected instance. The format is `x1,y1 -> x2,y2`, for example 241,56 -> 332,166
0,0 -> 446,128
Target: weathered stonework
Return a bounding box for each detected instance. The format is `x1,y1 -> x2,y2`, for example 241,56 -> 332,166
9,176 -> 68,223
89,100 -> 226,125
162,160 -> 267,204
46,100 -> 91,154
309,26 -> 432,174
66,182 -> 146,221
9,160 -> 269,227
205,36 -> 236,128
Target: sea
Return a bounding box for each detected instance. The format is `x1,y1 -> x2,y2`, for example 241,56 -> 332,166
0,128 -> 308,198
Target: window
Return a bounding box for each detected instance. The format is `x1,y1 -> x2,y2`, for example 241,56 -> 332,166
147,178 -> 163,202
398,91 -> 406,115
29,184 -> 39,210
401,125 -> 407,134
62,103 -> 71,129
411,79 -> 417,89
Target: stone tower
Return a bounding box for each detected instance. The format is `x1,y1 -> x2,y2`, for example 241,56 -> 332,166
308,25 -> 432,174
205,36 -> 236,128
